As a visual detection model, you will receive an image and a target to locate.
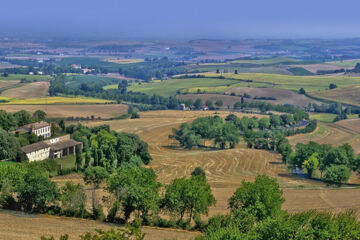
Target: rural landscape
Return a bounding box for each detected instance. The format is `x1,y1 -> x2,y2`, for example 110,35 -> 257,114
1,0 -> 360,239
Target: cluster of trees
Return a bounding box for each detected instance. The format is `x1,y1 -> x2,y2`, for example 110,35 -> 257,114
289,142 -> 360,184
0,159 -> 215,230
233,101 -> 310,117
197,175 -> 360,239
67,124 -> 152,172
170,116 -> 240,149
118,58 -> 187,81
310,102 -> 357,116
0,109 -> 46,131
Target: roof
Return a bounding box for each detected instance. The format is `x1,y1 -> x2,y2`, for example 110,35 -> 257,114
26,121 -> 50,130
50,139 -> 82,151
21,142 -> 50,154
16,121 -> 50,133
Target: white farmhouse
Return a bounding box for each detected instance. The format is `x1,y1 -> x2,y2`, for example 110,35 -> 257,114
15,121 -> 51,139
21,142 -> 51,162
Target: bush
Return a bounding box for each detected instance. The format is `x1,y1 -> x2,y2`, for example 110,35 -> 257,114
324,165 -> 351,185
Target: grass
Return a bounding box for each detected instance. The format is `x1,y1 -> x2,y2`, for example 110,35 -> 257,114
312,86 -> 360,107
103,84 -> 118,90
105,58 -> 144,64
127,78 -> 239,97
310,113 -> 337,123
287,67 -> 314,76
0,74 -> 52,81
65,74 -> 119,89
55,155 -> 76,169
326,59 -> 360,67
203,73 -> 360,92
2,96 -> 115,105
229,57 -> 301,65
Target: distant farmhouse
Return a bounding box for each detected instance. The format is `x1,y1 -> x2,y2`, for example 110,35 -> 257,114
15,121 -> 51,139
17,121 -> 82,162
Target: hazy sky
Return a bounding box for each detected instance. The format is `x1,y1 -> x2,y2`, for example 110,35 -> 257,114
1,0 -> 359,40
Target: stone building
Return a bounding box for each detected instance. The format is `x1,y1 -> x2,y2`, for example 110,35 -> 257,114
21,134 -> 82,162
15,121 -> 51,139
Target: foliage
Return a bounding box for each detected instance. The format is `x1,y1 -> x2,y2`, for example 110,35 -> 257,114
107,167 -> 161,222
324,165 -> 351,184
17,172 -> 59,212
83,166 -> 109,188
60,182 -> 87,217
228,175 -> 284,220
0,128 -> 22,161
163,174 -> 216,223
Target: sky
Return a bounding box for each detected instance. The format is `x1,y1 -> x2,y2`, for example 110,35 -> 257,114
1,0 -> 360,40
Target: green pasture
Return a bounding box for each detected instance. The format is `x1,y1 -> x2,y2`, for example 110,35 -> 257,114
0,74 -> 52,81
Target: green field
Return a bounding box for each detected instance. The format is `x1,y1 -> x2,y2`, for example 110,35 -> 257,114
65,74 -> 119,89
203,73 -> 360,92
310,113 -> 337,123
0,74 -> 52,81
127,77 -> 239,96
103,84 -> 118,90
326,59 -> 360,67
228,57 -> 301,65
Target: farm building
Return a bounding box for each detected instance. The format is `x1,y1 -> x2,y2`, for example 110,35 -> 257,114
21,134 -> 82,162
178,104 -> 190,111
15,121 -> 51,139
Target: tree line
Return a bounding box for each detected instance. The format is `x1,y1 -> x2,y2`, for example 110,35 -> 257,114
288,142 -> 360,184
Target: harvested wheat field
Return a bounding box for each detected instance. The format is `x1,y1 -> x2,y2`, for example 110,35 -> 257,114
0,209 -> 199,240
1,81 -> 49,99
0,104 -> 128,118
0,80 -> 20,90
85,110 -> 360,217
289,120 -> 360,155
313,86 -> 360,106
291,64 -> 350,74
225,87 -> 321,107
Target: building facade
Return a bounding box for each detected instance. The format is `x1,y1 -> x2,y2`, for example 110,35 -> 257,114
15,121 -> 51,139
21,135 -> 82,162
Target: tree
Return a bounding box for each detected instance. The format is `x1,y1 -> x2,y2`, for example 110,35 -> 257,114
234,69 -> 238,74
329,83 -> 338,89
228,175 -> 284,220
75,145 -> 83,171
60,182 -> 87,216
83,166 -> 109,189
0,128 -> 21,161
32,110 -> 46,121
18,172 -> 59,212
194,99 -> 203,109
107,167 -> 161,222
270,115 -> 281,128
215,99 -> 223,108
299,88 -> 306,94
13,110 -> 31,126
324,165 -> 351,184
258,118 -> 270,130
191,167 -> 206,178
163,175 -> 215,223
59,120 -> 66,132
302,152 -> 319,178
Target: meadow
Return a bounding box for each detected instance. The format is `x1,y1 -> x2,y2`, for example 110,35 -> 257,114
0,74 -> 52,81
312,86 -> 360,106
204,72 -> 360,92
127,78 -> 239,96
125,72 -> 360,99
